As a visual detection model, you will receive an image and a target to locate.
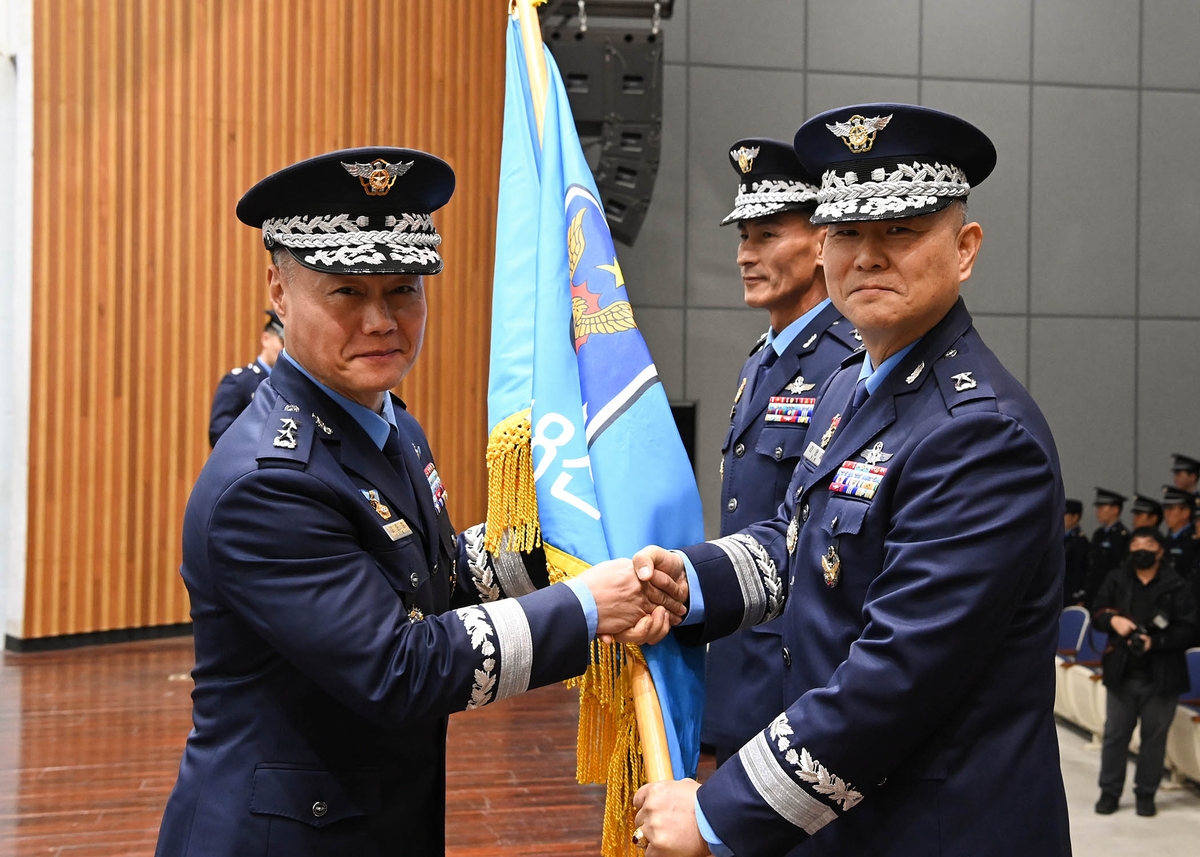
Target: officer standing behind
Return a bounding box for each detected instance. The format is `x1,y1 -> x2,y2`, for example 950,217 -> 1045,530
1092,527 -> 1198,817
705,138 -> 859,767
1086,487 -> 1130,608
208,310 -> 285,447
1130,493 -> 1163,532
1064,499 -> 1090,606
155,148 -> 685,857
1170,452 -> 1200,496
1161,485 -> 1197,577
631,105 -> 1070,856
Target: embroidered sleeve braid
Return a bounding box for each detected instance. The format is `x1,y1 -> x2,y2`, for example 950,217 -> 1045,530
710,533 -> 784,629
460,523 -> 501,603
454,600 -> 533,711
736,712 -> 863,836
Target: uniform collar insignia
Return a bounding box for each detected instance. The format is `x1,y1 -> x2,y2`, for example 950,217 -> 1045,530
802,332 -> 819,349
905,362 -> 925,384
825,113 -> 893,154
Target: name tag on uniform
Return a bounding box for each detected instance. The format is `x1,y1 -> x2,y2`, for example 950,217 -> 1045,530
383,519 -> 414,541
765,396 -> 816,425
829,461 -> 887,501
804,441 -> 824,467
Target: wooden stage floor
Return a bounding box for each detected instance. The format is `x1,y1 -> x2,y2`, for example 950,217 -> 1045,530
0,636 -> 715,856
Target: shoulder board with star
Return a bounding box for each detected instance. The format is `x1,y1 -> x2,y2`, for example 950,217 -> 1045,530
256,399 -> 315,467
933,344 -> 996,414
825,319 -> 863,350
748,331 -> 769,357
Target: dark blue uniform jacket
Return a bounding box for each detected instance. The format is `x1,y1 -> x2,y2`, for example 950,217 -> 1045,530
156,357 -> 588,857
705,303 -> 858,754
680,300 -> 1071,857
209,361 -> 269,447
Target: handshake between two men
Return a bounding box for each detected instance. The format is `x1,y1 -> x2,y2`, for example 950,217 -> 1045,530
578,547 -> 688,645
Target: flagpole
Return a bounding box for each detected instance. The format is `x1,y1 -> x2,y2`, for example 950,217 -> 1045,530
508,0 -> 676,789
511,0 -> 548,142
630,658 -> 672,782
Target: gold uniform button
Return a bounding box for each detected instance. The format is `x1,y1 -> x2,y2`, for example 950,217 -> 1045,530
312,800 -> 328,818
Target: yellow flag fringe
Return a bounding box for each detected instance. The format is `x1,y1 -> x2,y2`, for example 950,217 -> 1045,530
484,409 -> 540,554
543,544 -> 647,857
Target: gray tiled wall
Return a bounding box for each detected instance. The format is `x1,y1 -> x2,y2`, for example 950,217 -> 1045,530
624,1 -> 1200,535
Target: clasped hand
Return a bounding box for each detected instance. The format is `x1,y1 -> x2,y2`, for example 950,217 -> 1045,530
580,546 -> 688,645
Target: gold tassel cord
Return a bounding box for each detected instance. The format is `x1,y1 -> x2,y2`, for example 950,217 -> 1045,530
547,537 -> 650,857
484,409 -> 540,554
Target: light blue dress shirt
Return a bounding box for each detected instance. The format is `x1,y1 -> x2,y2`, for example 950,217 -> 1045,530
764,298 -> 832,356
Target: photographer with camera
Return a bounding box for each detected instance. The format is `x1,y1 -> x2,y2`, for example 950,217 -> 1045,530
1091,526 -> 1198,817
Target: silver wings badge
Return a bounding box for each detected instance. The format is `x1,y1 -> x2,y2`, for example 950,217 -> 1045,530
785,375 -> 816,395
341,158 -> 414,196
860,441 -> 893,466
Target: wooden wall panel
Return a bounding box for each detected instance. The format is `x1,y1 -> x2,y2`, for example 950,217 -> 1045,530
25,0 -> 506,638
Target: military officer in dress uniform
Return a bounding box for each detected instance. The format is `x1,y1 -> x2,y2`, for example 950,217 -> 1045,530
704,138 -> 860,768
1086,487 -> 1130,608
1130,493 -> 1164,531
630,104 -> 1071,857
1162,485 -> 1197,578
208,310 -> 286,447
154,148 -> 685,857
1170,453 -> 1200,496
1064,498 -> 1090,606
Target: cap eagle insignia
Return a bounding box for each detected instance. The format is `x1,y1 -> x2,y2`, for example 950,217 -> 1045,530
825,114 -> 893,154
567,208 -> 636,350
341,158 -> 414,196
732,145 -> 761,174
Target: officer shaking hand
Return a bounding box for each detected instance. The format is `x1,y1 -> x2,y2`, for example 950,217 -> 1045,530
631,105 -> 1070,857
156,148 -> 684,857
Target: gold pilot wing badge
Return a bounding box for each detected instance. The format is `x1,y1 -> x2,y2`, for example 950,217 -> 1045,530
341,158 -> 414,196
732,145 -> 761,174
825,114 -> 893,154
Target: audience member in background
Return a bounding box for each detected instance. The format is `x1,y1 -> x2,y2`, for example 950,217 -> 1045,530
1170,453 -> 1199,496
1130,493 -> 1163,532
1086,487 -> 1129,608
1161,486 -> 1197,579
1091,527 -> 1198,817
208,309 -> 285,447
1063,499 -> 1089,606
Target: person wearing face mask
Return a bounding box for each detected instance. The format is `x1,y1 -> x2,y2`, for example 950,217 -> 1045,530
1091,527 -> 1198,817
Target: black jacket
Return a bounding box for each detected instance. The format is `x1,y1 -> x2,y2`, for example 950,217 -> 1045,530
1092,562 -> 1198,696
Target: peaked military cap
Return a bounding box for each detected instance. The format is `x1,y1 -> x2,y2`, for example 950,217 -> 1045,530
1131,493 -> 1163,517
1094,487 -> 1126,507
237,147 -> 455,276
1161,485 -> 1196,509
720,137 -> 820,226
793,103 -> 997,225
263,309 -> 284,338
1065,498 -> 1083,516
1170,453 -> 1200,474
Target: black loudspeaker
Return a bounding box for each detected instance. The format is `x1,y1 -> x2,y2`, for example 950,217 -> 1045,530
544,24 -> 664,246
670,401 -> 697,471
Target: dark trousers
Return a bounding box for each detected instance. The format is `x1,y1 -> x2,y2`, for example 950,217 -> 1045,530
1099,673 -> 1178,797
